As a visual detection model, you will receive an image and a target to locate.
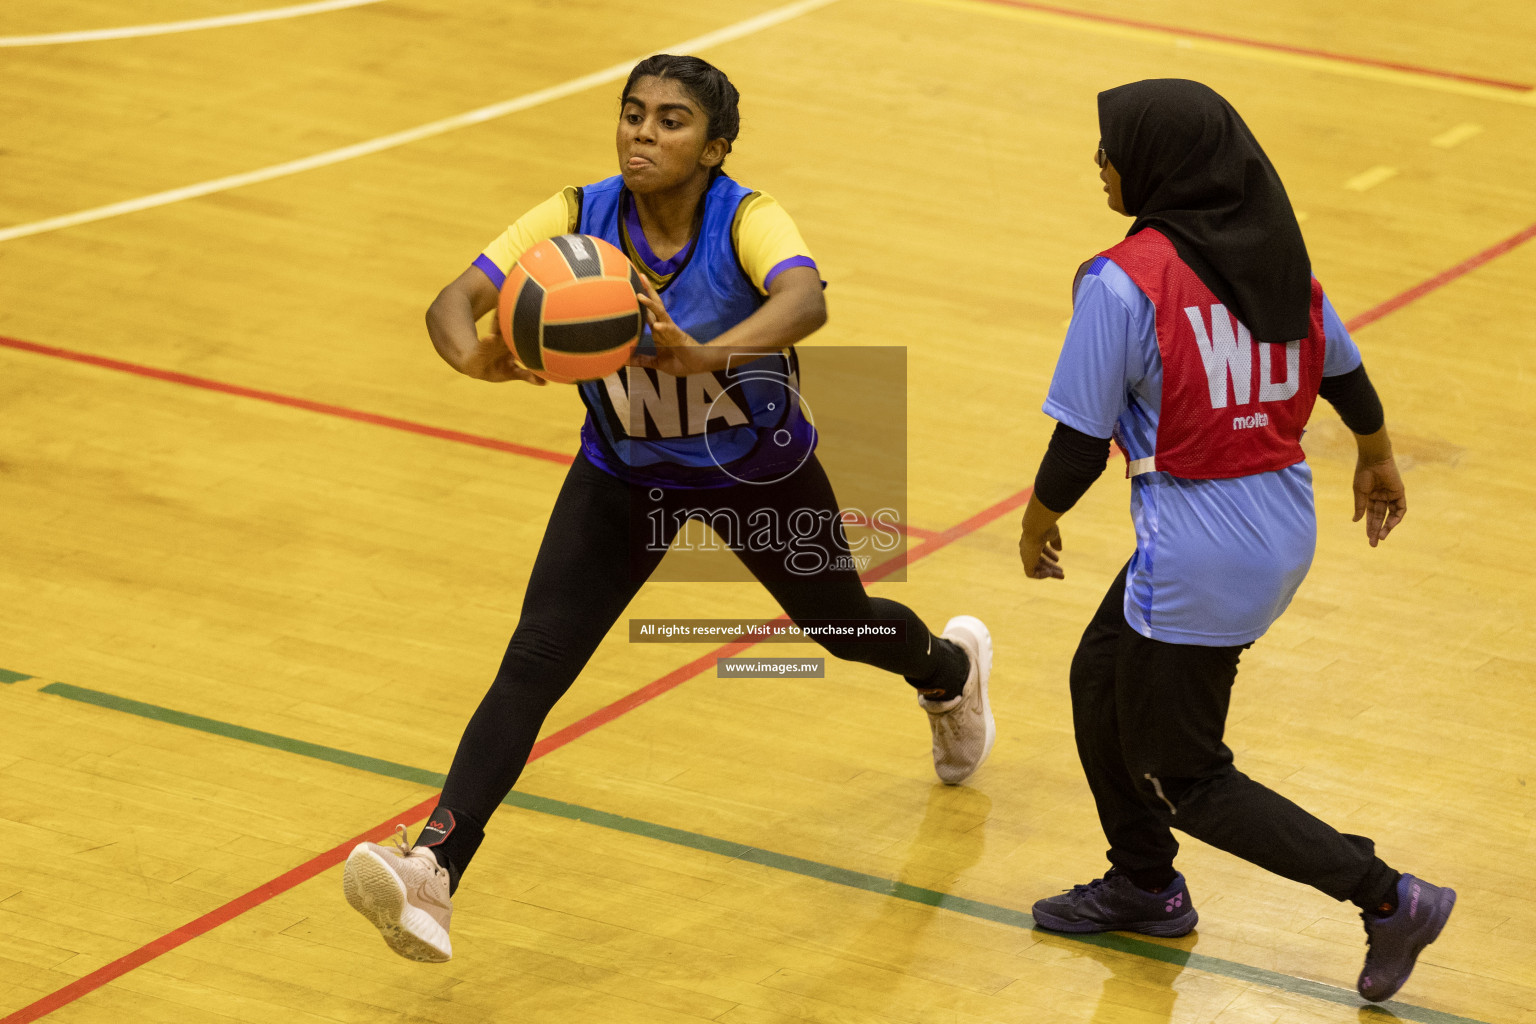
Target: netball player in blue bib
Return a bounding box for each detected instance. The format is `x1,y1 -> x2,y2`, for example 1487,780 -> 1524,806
340,55 -> 994,963
1018,80 -> 1453,1003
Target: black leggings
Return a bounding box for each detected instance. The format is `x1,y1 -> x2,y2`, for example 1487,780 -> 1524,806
427,453 -> 965,877
1071,562 -> 1398,907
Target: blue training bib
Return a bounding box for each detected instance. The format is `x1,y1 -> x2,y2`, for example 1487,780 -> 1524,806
573,174 -> 817,488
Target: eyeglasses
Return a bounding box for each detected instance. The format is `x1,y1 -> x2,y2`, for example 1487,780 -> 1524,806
1095,145 -> 1107,169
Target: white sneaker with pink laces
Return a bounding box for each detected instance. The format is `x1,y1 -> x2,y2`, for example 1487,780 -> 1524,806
343,825 -> 453,962
919,615 -> 995,784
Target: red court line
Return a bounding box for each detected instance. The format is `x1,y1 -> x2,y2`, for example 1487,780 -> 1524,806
842,512 -> 941,542
529,639 -> 768,759
972,0 -> 1534,92
0,800 -> 437,1024
1345,220 -> 1536,332
862,488 -> 1037,583
0,335 -> 575,468
0,333 -> 961,537
1,483 -> 1029,1024
530,482 -> 1034,756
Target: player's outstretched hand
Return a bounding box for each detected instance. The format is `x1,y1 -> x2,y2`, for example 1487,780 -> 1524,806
631,276 -> 714,376
1353,454 -> 1406,547
472,327 -> 547,384
1019,521 -> 1065,580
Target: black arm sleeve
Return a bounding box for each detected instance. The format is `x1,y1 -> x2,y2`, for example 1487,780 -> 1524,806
1317,363 -> 1385,436
1033,422 -> 1112,514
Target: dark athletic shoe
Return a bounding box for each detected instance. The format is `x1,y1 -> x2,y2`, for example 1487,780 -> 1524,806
1032,871 -> 1197,937
1357,874 -> 1456,1002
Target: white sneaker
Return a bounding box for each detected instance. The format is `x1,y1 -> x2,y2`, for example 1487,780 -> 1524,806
342,825 -> 453,962
919,615 -> 995,785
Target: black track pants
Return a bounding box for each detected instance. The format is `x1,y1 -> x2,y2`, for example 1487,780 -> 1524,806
431,453 -> 965,869
1070,562 -> 1397,905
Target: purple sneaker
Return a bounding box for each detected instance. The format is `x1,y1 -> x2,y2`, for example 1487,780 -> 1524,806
1032,871 -> 1197,937
1357,874 -> 1456,1002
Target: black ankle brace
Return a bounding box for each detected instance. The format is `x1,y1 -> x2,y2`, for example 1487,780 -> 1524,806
416,805 -> 485,895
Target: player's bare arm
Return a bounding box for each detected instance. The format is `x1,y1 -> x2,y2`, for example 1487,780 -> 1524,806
426,265 -> 546,385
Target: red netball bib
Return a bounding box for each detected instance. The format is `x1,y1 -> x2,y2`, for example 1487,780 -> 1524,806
1100,229 -> 1326,480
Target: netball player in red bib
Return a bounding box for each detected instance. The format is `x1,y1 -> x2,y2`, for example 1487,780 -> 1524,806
339,55 -> 994,964
1017,80 -> 1453,1003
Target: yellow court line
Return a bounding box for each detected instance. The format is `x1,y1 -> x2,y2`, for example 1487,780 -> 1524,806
898,0 -> 1536,106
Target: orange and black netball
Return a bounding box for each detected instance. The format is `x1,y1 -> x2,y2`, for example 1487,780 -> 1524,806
497,234 -> 644,383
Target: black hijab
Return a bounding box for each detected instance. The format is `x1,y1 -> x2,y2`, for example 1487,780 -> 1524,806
1098,79 -> 1310,343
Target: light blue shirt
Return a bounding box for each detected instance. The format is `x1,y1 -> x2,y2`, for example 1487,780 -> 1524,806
1043,257 -> 1362,646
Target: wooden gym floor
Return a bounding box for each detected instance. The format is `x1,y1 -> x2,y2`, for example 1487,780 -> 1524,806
1,1 -> 1533,1021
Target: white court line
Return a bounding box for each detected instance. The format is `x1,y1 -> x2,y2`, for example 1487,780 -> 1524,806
0,0 -> 383,47
0,0 -> 839,244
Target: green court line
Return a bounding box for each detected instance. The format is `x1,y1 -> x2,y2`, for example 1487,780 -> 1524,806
0,668 -> 33,684
42,681 -> 445,787
32,680 -> 1485,1024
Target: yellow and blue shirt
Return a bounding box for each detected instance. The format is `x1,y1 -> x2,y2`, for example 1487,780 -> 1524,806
476,184 -> 815,298
473,174 -> 820,488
